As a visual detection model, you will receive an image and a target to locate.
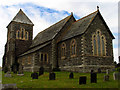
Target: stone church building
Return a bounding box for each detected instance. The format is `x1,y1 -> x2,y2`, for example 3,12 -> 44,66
2,7 -> 115,73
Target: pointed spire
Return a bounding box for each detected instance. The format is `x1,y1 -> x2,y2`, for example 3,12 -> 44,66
7,9 -> 34,27
71,12 -> 73,15
97,6 -> 99,11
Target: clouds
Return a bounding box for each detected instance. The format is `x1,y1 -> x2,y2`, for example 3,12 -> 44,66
0,1 -> 119,66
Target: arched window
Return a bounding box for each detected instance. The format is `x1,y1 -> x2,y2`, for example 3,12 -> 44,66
25,31 -> 28,40
70,39 -> 76,57
41,54 -> 43,61
16,30 -> 20,39
92,35 -> 97,55
92,30 -> 106,56
61,42 -> 66,59
21,29 -> 24,39
97,31 -> 101,55
101,36 -> 106,56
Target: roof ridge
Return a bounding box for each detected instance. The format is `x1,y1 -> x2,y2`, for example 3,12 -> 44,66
75,10 -> 98,22
33,14 -> 71,40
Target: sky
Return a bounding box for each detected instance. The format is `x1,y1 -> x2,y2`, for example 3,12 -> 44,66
0,0 -> 119,67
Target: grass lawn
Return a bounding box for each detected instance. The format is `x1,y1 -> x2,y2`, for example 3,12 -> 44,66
2,71 -> 119,88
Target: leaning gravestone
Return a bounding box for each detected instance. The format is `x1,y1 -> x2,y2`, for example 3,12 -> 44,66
79,76 -> 87,85
113,72 -> 120,80
4,71 -> 12,77
69,72 -> 74,79
91,72 -> 97,83
104,75 -> 109,81
31,72 -> 38,79
39,66 -> 44,76
49,72 -> 55,80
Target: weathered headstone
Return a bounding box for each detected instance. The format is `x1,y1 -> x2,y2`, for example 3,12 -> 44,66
104,75 -> 109,81
69,72 -> 74,79
90,72 -> 97,83
113,72 -> 120,80
49,72 -> 55,80
91,70 -> 94,73
39,66 -> 44,76
4,71 -> 12,77
97,68 -> 101,73
79,76 -> 87,85
106,69 -> 110,74
31,72 -> 38,79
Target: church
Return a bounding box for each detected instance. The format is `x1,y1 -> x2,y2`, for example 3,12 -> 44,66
2,7 -> 115,73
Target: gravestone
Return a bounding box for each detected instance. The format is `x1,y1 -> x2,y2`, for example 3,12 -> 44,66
97,68 -> 101,73
4,71 -> 12,77
39,66 -> 44,76
106,69 -> 110,75
69,72 -> 74,79
90,72 -> 97,83
79,76 -> 87,85
104,75 -> 109,81
91,70 -> 94,73
113,72 -> 120,80
49,72 -> 55,80
31,72 -> 38,79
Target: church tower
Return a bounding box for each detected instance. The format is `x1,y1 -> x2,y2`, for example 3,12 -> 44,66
3,9 -> 34,71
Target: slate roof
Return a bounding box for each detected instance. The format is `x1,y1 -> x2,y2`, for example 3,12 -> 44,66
62,10 -> 115,41
19,42 -> 51,57
62,10 -> 98,41
7,9 -> 34,27
30,14 -> 72,48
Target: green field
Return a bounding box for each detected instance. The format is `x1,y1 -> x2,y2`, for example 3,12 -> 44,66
2,71 -> 119,88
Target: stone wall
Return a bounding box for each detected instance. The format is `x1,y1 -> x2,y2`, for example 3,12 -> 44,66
58,35 -> 83,69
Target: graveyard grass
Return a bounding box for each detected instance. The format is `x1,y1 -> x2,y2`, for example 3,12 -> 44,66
2,71 -> 118,88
